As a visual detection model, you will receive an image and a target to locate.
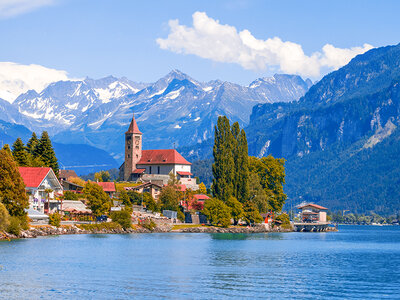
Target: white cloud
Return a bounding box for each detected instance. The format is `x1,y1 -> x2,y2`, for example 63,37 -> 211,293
157,12 -> 374,78
0,62 -> 73,103
0,0 -> 55,19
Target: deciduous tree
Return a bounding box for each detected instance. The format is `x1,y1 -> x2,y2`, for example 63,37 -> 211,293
83,181 -> 110,217
202,198 -> 231,227
226,196 -> 244,225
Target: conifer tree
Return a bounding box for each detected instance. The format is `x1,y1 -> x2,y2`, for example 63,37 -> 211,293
27,132 -> 39,155
237,129 -> 249,203
2,144 -> 12,156
12,138 -> 29,166
212,116 -> 235,202
36,131 -> 59,175
0,149 -> 29,216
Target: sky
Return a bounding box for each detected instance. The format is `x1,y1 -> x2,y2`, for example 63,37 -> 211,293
0,0 -> 399,101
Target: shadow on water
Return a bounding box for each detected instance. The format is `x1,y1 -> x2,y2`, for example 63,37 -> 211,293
209,232 -> 285,240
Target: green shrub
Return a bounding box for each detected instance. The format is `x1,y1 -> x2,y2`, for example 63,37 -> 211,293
202,198 -> 231,228
49,213 -> 61,227
140,219 -> 157,231
0,203 -> 10,231
78,222 -> 122,232
110,209 -> 132,229
177,210 -> 185,222
7,216 -> 21,236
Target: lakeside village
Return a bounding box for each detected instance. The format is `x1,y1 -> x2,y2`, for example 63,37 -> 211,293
0,114 -> 337,239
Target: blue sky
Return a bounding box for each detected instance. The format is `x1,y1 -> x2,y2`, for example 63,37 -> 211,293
0,0 -> 399,87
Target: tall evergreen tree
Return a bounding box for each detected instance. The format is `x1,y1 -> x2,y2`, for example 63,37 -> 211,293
237,129 -> 250,203
26,132 -> 39,155
0,149 -> 29,216
2,144 -> 12,156
36,131 -> 59,175
231,122 -> 240,199
212,116 -> 235,202
12,138 -> 29,166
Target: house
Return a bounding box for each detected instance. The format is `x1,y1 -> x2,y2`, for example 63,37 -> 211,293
126,182 -> 163,200
95,181 -> 116,198
297,203 -> 328,223
19,167 -> 63,213
119,113 -> 198,190
181,194 -> 209,211
59,169 -> 78,181
58,169 -> 83,193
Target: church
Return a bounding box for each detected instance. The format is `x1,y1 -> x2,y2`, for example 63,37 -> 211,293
119,114 -> 198,189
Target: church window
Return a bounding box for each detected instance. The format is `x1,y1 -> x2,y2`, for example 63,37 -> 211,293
128,154 -> 130,158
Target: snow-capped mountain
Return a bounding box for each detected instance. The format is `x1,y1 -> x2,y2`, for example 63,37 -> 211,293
0,70 -> 312,161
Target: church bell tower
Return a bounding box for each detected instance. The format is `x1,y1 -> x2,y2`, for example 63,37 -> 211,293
124,113 -> 142,181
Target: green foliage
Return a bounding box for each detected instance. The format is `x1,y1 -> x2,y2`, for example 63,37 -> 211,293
126,190 -> 143,205
243,201 -> 263,225
248,173 -> 269,213
202,198 -> 231,227
35,131 -> 59,175
110,209 -> 132,229
7,216 -> 21,236
0,203 -> 10,231
94,170 -> 111,182
226,196 -> 244,225
212,116 -> 235,202
26,132 -> 39,155
191,158 -> 213,187
49,213 -> 61,227
198,182 -> 207,194
12,138 -> 29,166
2,144 -> 12,156
18,215 -> 29,230
83,181 -> 111,217
140,219 -> 157,231
143,192 -> 160,212
63,191 -> 80,200
248,156 -> 287,212
275,213 -> 290,225
177,210 -> 185,222
0,149 -> 29,216
118,190 -> 132,207
160,185 -> 179,211
78,222 -> 122,232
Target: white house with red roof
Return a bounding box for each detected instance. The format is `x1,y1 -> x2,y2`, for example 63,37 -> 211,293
297,203 -> 328,223
119,114 -> 198,189
95,181 -> 116,198
19,167 -> 63,213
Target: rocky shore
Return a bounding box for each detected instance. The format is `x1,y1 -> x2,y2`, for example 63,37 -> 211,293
172,225 -> 293,233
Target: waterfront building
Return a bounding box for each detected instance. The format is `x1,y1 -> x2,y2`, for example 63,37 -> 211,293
126,182 -> 163,200
297,203 -> 328,223
119,113 -> 198,190
18,167 -> 63,213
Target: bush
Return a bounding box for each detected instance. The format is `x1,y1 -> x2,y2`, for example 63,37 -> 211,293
49,213 -> 61,227
63,191 -> 80,200
0,203 -> 10,231
140,219 -> 157,231
110,209 -> 132,229
78,222 -> 122,232
177,210 -> 185,222
7,216 -> 21,236
18,215 -> 29,230
202,198 -> 231,228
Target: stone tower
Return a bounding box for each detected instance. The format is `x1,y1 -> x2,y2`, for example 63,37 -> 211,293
124,113 -> 142,181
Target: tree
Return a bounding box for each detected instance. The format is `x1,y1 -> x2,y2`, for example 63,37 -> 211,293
198,182 -> 207,194
160,185 -> 180,211
236,129 -> 250,203
2,144 -> 12,156
243,201 -> 263,225
26,132 -> 39,155
94,171 -> 110,182
212,116 -> 235,202
83,181 -> 110,217
0,149 -> 29,216
118,190 -> 132,207
69,176 -> 86,187
110,209 -> 132,229
248,156 -> 287,212
248,173 -> 269,213
63,191 -> 80,200
143,192 -> 160,212
202,198 -> 231,227
0,203 -> 10,231
12,138 -> 29,166
226,196 -> 244,225
49,213 -> 61,227
35,131 -> 59,174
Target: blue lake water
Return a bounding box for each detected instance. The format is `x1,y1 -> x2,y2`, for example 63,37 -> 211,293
0,225 -> 399,299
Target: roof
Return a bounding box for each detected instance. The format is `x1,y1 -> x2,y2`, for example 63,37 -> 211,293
137,149 -> 191,165
132,182 -> 163,189
125,113 -> 142,134
193,194 -> 210,201
19,167 -> 52,188
133,168 -> 146,174
62,200 -> 92,214
297,203 -> 328,210
25,208 -> 49,219
59,169 -> 78,180
177,171 -> 192,176
95,181 -> 116,192
176,184 -> 187,192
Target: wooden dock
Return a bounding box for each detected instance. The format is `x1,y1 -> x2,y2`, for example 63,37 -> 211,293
293,222 -> 336,232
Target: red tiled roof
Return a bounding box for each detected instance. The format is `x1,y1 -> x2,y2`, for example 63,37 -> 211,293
177,171 -> 192,176
297,203 -> 328,210
177,184 -> 187,192
95,182 -> 116,192
138,149 -> 191,165
125,113 -> 142,134
133,168 -> 146,174
59,169 -> 78,180
19,167 -> 51,188
193,194 -> 210,201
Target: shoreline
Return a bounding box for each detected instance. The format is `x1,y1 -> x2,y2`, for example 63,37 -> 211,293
0,224 -> 293,240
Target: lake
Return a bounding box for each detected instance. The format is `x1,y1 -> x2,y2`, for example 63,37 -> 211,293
0,225 -> 399,299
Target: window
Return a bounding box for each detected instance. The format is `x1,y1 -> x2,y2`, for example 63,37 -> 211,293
149,166 -> 152,174
158,166 -> 160,174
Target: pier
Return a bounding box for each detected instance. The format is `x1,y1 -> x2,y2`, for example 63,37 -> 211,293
293,222 -> 336,232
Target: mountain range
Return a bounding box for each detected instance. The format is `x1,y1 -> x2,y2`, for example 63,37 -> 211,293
0,71 -> 312,161
184,43 -> 400,214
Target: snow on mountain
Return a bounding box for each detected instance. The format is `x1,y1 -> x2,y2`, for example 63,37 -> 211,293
0,70 -> 312,161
